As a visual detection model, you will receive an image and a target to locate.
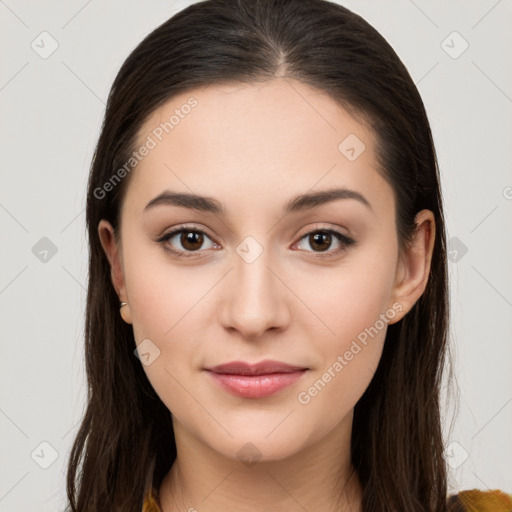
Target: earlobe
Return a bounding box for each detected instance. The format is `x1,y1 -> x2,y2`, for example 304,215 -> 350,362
98,220 -> 132,324
389,209 -> 436,324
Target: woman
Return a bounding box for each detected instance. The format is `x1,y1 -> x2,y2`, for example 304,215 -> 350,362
65,0 -> 512,510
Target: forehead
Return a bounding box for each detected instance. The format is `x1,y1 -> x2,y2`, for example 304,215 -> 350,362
125,78 -> 391,217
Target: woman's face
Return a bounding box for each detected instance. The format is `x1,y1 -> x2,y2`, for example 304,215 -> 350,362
99,78 -> 429,462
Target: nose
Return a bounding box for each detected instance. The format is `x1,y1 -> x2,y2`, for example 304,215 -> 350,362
219,246 -> 291,341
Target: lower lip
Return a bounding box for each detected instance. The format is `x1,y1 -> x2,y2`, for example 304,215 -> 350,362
206,370 -> 307,399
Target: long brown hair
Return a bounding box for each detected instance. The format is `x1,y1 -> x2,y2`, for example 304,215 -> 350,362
66,0 -> 453,510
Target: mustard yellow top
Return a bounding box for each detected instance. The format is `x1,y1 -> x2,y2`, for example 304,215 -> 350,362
142,487 -> 512,511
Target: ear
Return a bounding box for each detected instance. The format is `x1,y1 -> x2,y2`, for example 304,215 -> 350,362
98,219 -> 132,324
388,209 -> 436,324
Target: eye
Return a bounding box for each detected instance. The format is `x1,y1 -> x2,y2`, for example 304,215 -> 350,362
157,224 -> 356,259
294,227 -> 356,256
157,225 -> 219,257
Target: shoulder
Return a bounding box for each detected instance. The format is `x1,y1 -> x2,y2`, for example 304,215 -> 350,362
447,489 -> 512,511
142,485 -> 162,512
143,486 -> 512,511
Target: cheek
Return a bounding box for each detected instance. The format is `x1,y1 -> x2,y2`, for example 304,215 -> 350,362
122,239 -> 213,340
121,241 -> 215,406
292,242 -> 397,414
294,287 -> 390,429
294,240 -> 398,349
295,341 -> 383,433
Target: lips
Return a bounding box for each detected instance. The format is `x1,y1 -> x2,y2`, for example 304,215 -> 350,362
204,359 -> 309,398
206,359 -> 308,375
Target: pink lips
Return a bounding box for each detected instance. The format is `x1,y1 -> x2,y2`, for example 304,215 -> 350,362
205,360 -> 308,399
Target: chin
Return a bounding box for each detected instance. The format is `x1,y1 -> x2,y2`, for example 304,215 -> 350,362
196,419 -> 318,465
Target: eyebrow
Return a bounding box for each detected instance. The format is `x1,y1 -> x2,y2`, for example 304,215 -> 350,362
144,187 -> 372,215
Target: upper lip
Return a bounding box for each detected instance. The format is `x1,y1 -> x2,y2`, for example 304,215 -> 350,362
205,359 -> 308,376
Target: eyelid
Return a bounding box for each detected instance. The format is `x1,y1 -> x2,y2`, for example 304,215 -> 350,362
157,223 -> 213,240
293,225 -> 356,257
296,223 -> 352,241
156,223 -> 218,258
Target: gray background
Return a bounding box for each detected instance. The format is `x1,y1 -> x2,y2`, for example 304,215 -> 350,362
1,0 -> 511,510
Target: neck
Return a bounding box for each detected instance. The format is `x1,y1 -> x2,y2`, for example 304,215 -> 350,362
158,413 -> 363,512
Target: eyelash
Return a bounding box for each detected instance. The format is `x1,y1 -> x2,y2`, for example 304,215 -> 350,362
156,225 -> 356,259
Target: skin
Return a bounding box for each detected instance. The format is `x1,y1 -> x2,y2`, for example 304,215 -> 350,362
98,78 -> 435,511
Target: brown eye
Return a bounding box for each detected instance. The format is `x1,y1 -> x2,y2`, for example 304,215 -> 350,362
295,228 -> 356,256
157,227 -> 218,257
308,232 -> 333,252
180,231 -> 204,251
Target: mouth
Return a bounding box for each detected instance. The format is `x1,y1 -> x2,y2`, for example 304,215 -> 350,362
204,360 -> 309,399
